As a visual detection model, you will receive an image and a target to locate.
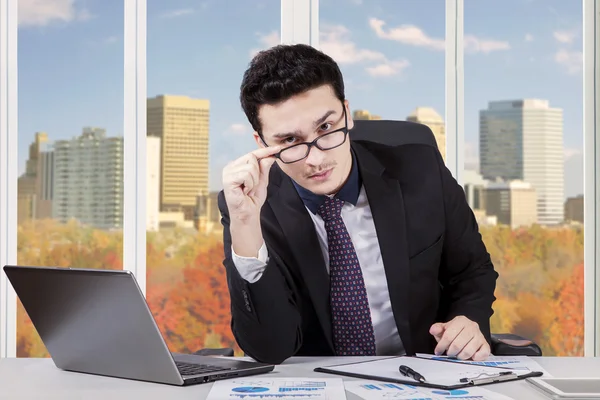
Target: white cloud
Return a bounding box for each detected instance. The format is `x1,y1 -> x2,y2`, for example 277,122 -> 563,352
320,24 -> 410,78
366,60 -> 410,77
18,0 -> 92,27
249,31 -> 280,58
464,35 -> 510,54
525,33 -> 534,42
227,123 -> 248,135
369,17 -> 510,54
104,36 -> 119,45
160,8 -> 194,18
553,29 -> 578,44
320,24 -> 387,64
555,49 -> 583,74
369,18 -> 445,51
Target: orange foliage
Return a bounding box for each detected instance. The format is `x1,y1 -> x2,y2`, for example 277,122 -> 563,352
15,218 -> 584,358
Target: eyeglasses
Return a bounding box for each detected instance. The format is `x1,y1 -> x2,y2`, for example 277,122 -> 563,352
262,104 -> 349,164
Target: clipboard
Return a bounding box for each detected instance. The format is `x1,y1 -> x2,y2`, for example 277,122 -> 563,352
313,356 -> 544,390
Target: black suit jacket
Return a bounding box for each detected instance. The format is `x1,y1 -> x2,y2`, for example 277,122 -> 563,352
218,138 -> 498,365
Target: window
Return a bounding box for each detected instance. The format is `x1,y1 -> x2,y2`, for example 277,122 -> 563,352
464,0 -> 584,355
16,0 -> 124,357
319,0 -> 446,160
145,0 -> 279,355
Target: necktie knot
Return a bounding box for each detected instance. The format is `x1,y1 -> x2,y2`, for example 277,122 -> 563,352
317,197 -> 344,221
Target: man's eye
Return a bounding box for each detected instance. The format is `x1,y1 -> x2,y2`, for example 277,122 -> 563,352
320,123 -> 332,131
282,137 -> 296,144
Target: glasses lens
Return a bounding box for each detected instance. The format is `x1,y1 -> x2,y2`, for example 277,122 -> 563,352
279,144 -> 309,163
316,129 -> 346,150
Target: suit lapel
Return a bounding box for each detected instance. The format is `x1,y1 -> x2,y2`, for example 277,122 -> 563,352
353,142 -> 414,355
267,167 -> 334,352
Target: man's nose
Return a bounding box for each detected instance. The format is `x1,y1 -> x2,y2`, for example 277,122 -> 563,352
305,145 -> 326,166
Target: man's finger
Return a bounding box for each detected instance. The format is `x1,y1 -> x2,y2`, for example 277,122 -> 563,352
251,145 -> 282,160
429,323 -> 445,342
446,329 -> 476,358
456,336 -> 481,360
471,343 -> 491,361
258,156 -> 277,183
434,324 -> 465,355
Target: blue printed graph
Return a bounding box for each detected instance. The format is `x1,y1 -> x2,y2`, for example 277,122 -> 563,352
430,357 -> 522,369
232,387 -> 270,393
361,383 -> 406,390
432,389 -> 470,395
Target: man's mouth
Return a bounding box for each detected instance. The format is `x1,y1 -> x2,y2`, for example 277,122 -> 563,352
308,168 -> 333,181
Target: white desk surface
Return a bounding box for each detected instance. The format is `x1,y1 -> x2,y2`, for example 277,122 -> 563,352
1,356 -> 599,399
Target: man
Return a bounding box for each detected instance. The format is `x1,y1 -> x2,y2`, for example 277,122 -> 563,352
218,44 -> 498,365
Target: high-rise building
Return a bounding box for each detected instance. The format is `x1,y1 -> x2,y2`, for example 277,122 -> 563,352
35,142 -> 54,219
17,132 -> 48,224
147,95 -> 210,220
52,127 -> 123,230
407,107 -> 446,161
565,195 -> 583,223
353,110 -> 381,120
484,180 -> 538,229
147,136 -> 161,232
480,99 -> 564,225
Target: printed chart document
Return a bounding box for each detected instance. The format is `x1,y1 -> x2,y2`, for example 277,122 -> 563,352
206,377 -> 346,400
345,380 -> 515,400
415,353 -> 553,377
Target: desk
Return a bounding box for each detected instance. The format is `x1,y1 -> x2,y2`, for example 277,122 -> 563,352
1,356 -> 599,399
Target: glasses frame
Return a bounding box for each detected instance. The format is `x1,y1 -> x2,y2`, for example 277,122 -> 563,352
261,103 -> 349,164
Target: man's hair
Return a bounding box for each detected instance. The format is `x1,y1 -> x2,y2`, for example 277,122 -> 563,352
240,44 -> 345,135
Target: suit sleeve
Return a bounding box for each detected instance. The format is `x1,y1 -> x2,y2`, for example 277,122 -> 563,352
218,191 -> 303,364
435,152 -> 499,344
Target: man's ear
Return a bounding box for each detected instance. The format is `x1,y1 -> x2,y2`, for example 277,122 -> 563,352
344,100 -> 355,130
253,132 -> 265,148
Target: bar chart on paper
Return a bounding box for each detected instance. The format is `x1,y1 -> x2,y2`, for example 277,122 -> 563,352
345,380 -> 515,400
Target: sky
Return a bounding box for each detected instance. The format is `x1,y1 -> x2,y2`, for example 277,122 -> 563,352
16,0 -> 584,197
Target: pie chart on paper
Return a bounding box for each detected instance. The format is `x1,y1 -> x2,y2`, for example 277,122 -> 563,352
432,389 -> 470,396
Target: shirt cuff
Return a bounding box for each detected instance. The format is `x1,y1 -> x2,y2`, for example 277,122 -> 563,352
231,241 -> 269,283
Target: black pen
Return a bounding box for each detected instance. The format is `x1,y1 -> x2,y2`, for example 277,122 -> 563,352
399,365 -> 426,383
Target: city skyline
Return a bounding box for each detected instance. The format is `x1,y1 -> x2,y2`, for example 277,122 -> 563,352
17,0 -> 583,198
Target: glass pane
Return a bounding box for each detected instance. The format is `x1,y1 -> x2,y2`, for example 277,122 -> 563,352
16,1 -> 124,357
320,0 -> 446,160
464,0 -> 583,355
146,1 -> 279,355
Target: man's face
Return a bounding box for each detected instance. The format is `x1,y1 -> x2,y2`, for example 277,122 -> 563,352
254,85 -> 354,195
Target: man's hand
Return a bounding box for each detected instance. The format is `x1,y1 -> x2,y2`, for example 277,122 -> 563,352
222,145 -> 282,258
222,145 -> 282,223
429,316 -> 490,361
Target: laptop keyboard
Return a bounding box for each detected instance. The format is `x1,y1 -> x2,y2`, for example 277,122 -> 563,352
175,361 -> 232,376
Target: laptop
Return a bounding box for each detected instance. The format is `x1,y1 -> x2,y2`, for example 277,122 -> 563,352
3,265 -> 274,386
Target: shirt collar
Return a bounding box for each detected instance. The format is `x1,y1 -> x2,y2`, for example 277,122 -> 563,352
291,149 -> 361,214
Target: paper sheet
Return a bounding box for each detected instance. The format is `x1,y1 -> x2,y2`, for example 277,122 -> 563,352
206,378 -> 347,400
321,356 -> 532,387
415,353 -> 553,377
345,380 -> 515,400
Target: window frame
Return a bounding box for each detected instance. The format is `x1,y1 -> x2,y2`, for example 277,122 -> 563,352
0,0 -> 597,358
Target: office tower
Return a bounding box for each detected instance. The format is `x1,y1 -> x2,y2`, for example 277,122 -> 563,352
407,107 -> 446,161
480,99 -> 564,225
17,132 -> 48,224
484,180 -> 538,229
564,195 -> 583,223
147,136 -> 161,232
147,95 -> 210,220
35,143 -> 54,219
52,127 -> 123,230
353,110 -> 381,120
463,170 -> 488,211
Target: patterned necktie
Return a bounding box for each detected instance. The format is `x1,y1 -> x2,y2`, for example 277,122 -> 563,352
317,196 -> 376,356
